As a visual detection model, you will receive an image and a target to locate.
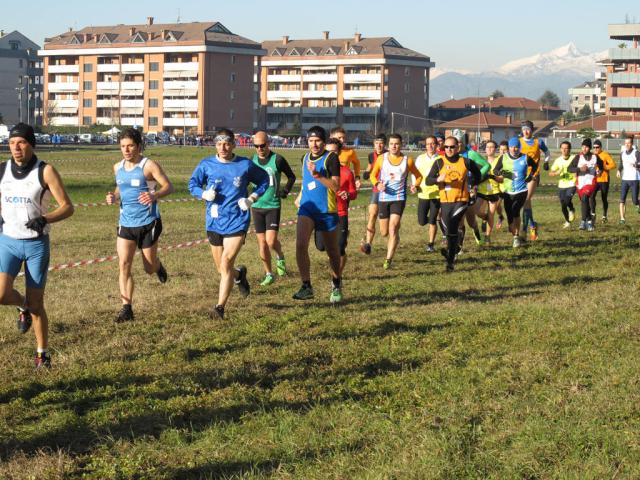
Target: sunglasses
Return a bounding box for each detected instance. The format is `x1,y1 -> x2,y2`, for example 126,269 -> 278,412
254,144 -> 267,149
443,145 -> 457,149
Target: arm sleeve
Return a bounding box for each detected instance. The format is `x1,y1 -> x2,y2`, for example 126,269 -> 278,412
276,155 -> 296,193
325,153 -> 341,178
567,155 -> 580,173
469,150 -> 490,177
424,159 -> 442,186
370,155 -> 383,184
188,162 -> 206,198
349,150 -> 361,177
248,163 -> 270,197
407,157 -> 423,186
539,140 -> 549,153
346,170 -> 357,200
466,158 -> 481,187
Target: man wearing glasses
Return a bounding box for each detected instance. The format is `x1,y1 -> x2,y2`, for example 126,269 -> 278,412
592,139 -> 616,223
250,131 -> 296,286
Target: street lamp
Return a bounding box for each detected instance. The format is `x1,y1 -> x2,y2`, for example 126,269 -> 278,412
15,86 -> 25,123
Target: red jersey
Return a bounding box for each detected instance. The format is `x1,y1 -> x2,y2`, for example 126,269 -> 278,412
338,165 -> 357,217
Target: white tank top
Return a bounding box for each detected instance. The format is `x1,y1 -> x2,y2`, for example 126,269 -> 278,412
379,153 -> 408,201
620,149 -> 640,181
0,159 -> 51,239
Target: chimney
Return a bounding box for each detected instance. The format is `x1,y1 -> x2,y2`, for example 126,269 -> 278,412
130,27 -> 136,36
282,35 -> 289,45
147,17 -> 154,26
322,31 -> 329,40
68,27 -> 73,32
161,29 -> 166,40
344,41 -> 350,52
354,33 -> 361,42
506,114 -> 512,125
84,33 -> 91,42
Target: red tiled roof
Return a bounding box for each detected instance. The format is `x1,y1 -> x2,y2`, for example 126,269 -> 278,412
559,115 -> 632,131
440,112 -> 515,129
433,96 -> 563,111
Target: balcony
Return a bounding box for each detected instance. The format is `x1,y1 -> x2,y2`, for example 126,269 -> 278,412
120,81 -> 144,93
266,106 -> 300,114
609,72 -> 640,85
97,99 -> 120,108
121,107 -> 144,115
607,120 -> 640,132
120,117 -> 144,126
121,63 -> 145,73
607,48 -> 640,61
302,90 -> 337,99
266,90 -> 302,101
267,74 -> 302,82
164,80 -> 198,91
164,62 -> 199,73
343,73 -> 381,84
343,90 -> 382,101
120,99 -> 144,108
342,122 -> 373,131
97,64 -> 121,73
96,81 -> 120,93
163,117 -> 199,127
343,106 -> 379,114
302,107 -> 337,116
48,99 -> 78,109
48,82 -> 79,93
48,64 -> 79,74
303,73 -> 337,82
301,122 -> 334,130
97,117 -> 117,125
163,99 -> 199,111
49,116 -> 78,126
608,97 -> 640,109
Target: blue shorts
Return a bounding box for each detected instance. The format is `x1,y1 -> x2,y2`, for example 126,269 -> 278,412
0,234 -> 50,289
298,208 -> 338,232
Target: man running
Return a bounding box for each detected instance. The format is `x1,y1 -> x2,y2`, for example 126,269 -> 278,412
592,139 -> 616,223
492,137 -> 536,248
250,131 -> 296,286
106,128 -> 174,323
293,126 -> 343,303
475,140 -> 502,244
414,135 -> 441,252
548,141 -> 577,228
425,136 -> 481,271
616,136 -> 640,225
369,133 -> 422,269
568,138 -> 603,232
188,128 -> 269,319
435,133 -> 446,156
360,133 -> 387,255
330,126 -> 361,189
519,120 -> 550,240
0,123 -> 74,368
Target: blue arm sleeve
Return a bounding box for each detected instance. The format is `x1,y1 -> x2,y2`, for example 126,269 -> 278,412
248,163 -> 270,197
188,162 -> 206,199
539,140 -> 549,153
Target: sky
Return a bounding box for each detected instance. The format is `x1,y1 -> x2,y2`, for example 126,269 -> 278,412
3,0 -> 639,71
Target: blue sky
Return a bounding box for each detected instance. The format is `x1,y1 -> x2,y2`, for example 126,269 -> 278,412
4,0 -> 638,71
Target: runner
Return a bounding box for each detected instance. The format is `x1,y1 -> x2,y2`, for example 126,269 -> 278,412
188,128 -> 269,319
475,140 -> 502,243
592,139 -> 616,223
106,128 -> 174,323
616,136 -> 640,225
494,140 -> 508,230
330,126 -> 361,188
492,137 -> 537,247
314,138 -> 357,276
425,136 -> 481,271
250,131 -> 296,286
293,126 -> 343,303
568,138 -> 603,232
369,133 -> 422,269
435,133 -> 446,156
548,141 -> 576,228
0,123 -> 74,368
360,133 -> 387,254
519,120 -> 551,240
414,135 -> 441,252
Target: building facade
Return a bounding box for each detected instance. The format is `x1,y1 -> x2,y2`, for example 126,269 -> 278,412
430,96 -> 564,123
568,74 -> 607,116
601,24 -> 640,135
257,33 -> 434,138
0,31 -> 44,125
39,19 -> 264,134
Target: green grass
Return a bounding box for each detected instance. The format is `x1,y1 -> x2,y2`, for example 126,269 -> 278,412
1,146 -> 640,479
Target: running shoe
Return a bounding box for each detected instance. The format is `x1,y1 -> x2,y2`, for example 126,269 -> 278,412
602,216 -> 608,224
496,216 -> 504,230
293,285 -> 314,300
329,287 -> 343,304
34,352 -> 51,370
529,225 -> 538,241
211,304 -> 225,320
563,221 -> 571,229
578,221 -> 587,230
440,247 -> 448,260
587,221 -> 595,232
568,210 -> 575,222
276,258 -> 287,276
360,242 -> 372,255
481,221 -> 487,235
425,243 -> 435,253
512,236 -> 522,248
383,259 -> 392,270
115,304 -> 134,323
446,262 -> 455,273
620,219 -> 626,225
17,307 -> 32,334
235,265 -> 250,297
473,229 -> 483,245
260,273 -> 275,286
156,263 -> 168,283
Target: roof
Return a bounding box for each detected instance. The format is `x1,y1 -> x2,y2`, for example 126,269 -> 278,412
43,21 -> 261,50
559,115 -> 632,132
433,96 -> 564,112
440,112 -> 516,129
262,36 -> 431,62
569,80 -> 605,89
0,30 -> 40,51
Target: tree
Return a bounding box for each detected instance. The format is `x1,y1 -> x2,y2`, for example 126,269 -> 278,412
577,127 -> 597,139
490,90 -> 505,98
578,104 -> 592,118
563,111 -> 576,124
538,90 -> 560,107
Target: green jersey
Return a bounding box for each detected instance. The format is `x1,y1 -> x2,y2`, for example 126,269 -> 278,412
252,153 -> 281,209
550,155 -> 576,189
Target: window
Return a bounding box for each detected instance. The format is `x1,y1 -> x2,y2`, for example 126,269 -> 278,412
149,117 -> 158,126
19,59 -> 23,68
230,72 -> 236,83
230,91 -> 235,100
83,99 -> 92,108
149,98 -> 158,108
84,64 -> 93,73
150,62 -> 159,72
83,81 -> 92,90
404,83 -> 410,93
83,116 -> 92,125
149,80 -> 158,90
9,41 -> 20,50
229,109 -> 235,120
404,66 -> 410,76
231,55 -> 236,65
403,99 -> 409,110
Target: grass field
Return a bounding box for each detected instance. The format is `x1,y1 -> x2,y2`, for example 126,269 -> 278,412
1,145 -> 640,479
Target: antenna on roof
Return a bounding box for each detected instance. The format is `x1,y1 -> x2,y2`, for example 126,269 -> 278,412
177,8 -> 181,23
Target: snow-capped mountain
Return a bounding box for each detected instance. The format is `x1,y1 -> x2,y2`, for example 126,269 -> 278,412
430,43 -> 607,105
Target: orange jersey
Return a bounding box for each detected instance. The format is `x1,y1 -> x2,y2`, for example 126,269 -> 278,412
597,150 -> 616,183
438,156 -> 470,203
338,148 -> 361,178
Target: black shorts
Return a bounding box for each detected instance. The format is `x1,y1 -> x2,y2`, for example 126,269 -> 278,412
252,207 -> 281,233
207,230 -> 246,247
378,200 -> 406,219
117,218 -> 162,249
417,198 -> 440,226
477,193 -> 501,203
503,191 -> 528,225
369,190 -> 380,205
315,216 -> 349,256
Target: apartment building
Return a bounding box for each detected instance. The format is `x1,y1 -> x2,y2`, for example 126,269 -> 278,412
39,19 -> 264,134
258,32 -> 434,137
568,74 -> 607,116
0,30 -> 43,125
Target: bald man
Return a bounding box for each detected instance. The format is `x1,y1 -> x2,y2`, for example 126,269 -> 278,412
250,131 -> 296,285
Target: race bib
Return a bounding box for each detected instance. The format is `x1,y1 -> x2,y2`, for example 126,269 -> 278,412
307,181 -> 316,191
131,179 -> 141,187
210,204 -> 218,218
486,183 -> 493,193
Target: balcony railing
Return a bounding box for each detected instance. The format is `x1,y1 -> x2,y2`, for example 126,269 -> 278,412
609,72 -> 640,85
608,97 -> 640,109
97,64 -> 121,73
343,90 -> 382,100
49,116 -> 78,126
48,82 -> 79,92
267,74 -> 302,82
121,63 -> 145,73
343,73 -> 380,84
48,64 -> 79,74
163,117 -> 199,127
